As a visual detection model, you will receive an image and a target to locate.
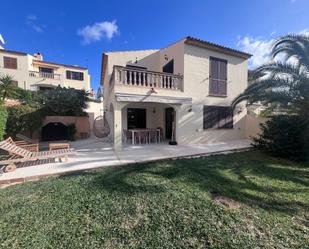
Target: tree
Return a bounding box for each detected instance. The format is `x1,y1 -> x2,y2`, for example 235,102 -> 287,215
232,34 -> 309,118
0,75 -> 20,101
42,86 -> 89,116
233,34 -> 309,161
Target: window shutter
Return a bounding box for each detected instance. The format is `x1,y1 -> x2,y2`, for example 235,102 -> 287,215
218,60 -> 227,95
66,71 -> 71,79
209,57 -> 227,96
3,57 -> 17,69
204,106 -> 218,129
204,106 -> 233,130
209,58 -> 219,95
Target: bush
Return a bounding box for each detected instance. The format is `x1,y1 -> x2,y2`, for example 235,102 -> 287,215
0,105 -> 7,140
253,115 -> 309,161
42,87 -> 88,116
67,123 -> 76,141
6,105 -> 43,138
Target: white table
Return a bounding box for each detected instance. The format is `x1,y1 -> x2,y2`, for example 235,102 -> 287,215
129,128 -> 161,145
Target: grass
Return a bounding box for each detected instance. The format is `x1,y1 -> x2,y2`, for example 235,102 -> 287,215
0,151 -> 308,249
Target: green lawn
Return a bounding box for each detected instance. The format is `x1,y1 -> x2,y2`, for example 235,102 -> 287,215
0,151 -> 308,249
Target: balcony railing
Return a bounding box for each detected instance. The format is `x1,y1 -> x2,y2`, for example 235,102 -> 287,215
112,66 -> 183,91
29,71 -> 61,80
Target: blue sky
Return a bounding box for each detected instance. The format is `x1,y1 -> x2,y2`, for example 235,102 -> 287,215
0,0 -> 308,91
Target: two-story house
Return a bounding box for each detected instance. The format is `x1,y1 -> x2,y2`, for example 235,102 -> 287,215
0,48 -> 91,91
101,37 -> 252,150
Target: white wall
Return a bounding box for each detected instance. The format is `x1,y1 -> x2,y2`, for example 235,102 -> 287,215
0,50 -> 91,91
104,39 -> 250,147
86,100 -> 104,135
175,43 -> 248,144
0,52 -> 30,89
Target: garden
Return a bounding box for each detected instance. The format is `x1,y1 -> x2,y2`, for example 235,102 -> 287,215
0,151 -> 308,248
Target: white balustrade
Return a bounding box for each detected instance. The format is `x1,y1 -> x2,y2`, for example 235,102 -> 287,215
29,71 -> 61,80
112,66 -> 183,91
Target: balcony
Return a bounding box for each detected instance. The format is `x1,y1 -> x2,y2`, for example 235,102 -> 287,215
29,71 -> 61,80
111,66 -> 183,91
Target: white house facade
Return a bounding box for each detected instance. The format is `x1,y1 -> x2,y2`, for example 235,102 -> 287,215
101,37 -> 252,150
0,49 -> 91,91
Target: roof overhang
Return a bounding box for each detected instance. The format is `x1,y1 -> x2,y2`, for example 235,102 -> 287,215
185,36 -> 252,59
115,93 -> 192,105
32,60 -> 87,70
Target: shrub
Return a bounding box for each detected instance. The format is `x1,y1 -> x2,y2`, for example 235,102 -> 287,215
0,105 -> 7,140
253,115 -> 309,161
67,123 -> 76,141
6,105 -> 43,138
42,87 -> 88,116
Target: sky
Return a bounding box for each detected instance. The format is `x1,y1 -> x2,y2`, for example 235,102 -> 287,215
0,0 -> 308,91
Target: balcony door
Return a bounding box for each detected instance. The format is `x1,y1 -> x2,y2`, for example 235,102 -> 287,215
162,59 -> 174,74
127,108 -> 146,129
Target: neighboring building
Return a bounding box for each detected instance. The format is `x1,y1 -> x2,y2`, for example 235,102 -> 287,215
101,36 -> 252,150
0,48 -> 91,91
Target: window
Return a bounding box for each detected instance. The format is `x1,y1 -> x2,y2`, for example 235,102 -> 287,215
203,106 -> 233,129
66,70 -> 84,81
209,57 -> 227,96
3,56 -> 17,69
39,67 -> 54,74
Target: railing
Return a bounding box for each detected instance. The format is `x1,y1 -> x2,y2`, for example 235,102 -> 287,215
29,71 -> 61,80
112,66 -> 183,91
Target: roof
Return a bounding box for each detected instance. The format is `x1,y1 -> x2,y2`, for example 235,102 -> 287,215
0,49 -> 87,70
184,36 -> 252,59
104,49 -> 159,54
0,49 -> 27,56
33,60 -> 87,70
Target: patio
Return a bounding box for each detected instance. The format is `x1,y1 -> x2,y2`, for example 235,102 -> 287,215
0,138 -> 251,185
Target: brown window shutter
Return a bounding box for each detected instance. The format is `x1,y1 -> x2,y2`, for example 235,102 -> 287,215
218,60 -> 227,95
204,106 -> 233,130
66,71 -> 71,79
209,57 -> 227,96
11,58 -> 17,69
3,56 -> 17,69
209,58 -> 219,95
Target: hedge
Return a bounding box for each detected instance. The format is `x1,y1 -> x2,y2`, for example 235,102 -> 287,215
6,105 -> 43,138
0,105 -> 8,140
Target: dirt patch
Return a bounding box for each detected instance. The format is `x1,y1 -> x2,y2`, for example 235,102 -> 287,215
210,191 -> 241,209
292,216 -> 309,229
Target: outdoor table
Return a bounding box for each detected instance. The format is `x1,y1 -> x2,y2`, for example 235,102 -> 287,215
129,128 -> 161,145
49,142 -> 70,151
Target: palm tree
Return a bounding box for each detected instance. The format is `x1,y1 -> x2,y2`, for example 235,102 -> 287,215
232,34 -> 309,118
0,74 -> 20,101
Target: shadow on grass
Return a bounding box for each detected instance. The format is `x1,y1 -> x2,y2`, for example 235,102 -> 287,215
61,151 -> 309,214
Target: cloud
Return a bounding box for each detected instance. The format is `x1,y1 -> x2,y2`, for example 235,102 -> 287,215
299,29 -> 309,36
0,34 -> 5,45
237,36 -> 275,68
77,20 -> 118,44
26,14 -> 44,33
237,29 -> 309,69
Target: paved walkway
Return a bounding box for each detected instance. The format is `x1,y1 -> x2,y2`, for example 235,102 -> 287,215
0,139 -> 251,185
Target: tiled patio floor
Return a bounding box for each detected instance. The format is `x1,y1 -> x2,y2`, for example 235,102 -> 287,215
0,138 -> 252,185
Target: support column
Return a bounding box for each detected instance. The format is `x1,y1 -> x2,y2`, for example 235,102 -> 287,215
172,105 -> 181,144
113,102 -> 125,151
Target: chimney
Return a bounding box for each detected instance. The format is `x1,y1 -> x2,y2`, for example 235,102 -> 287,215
33,52 -> 43,61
